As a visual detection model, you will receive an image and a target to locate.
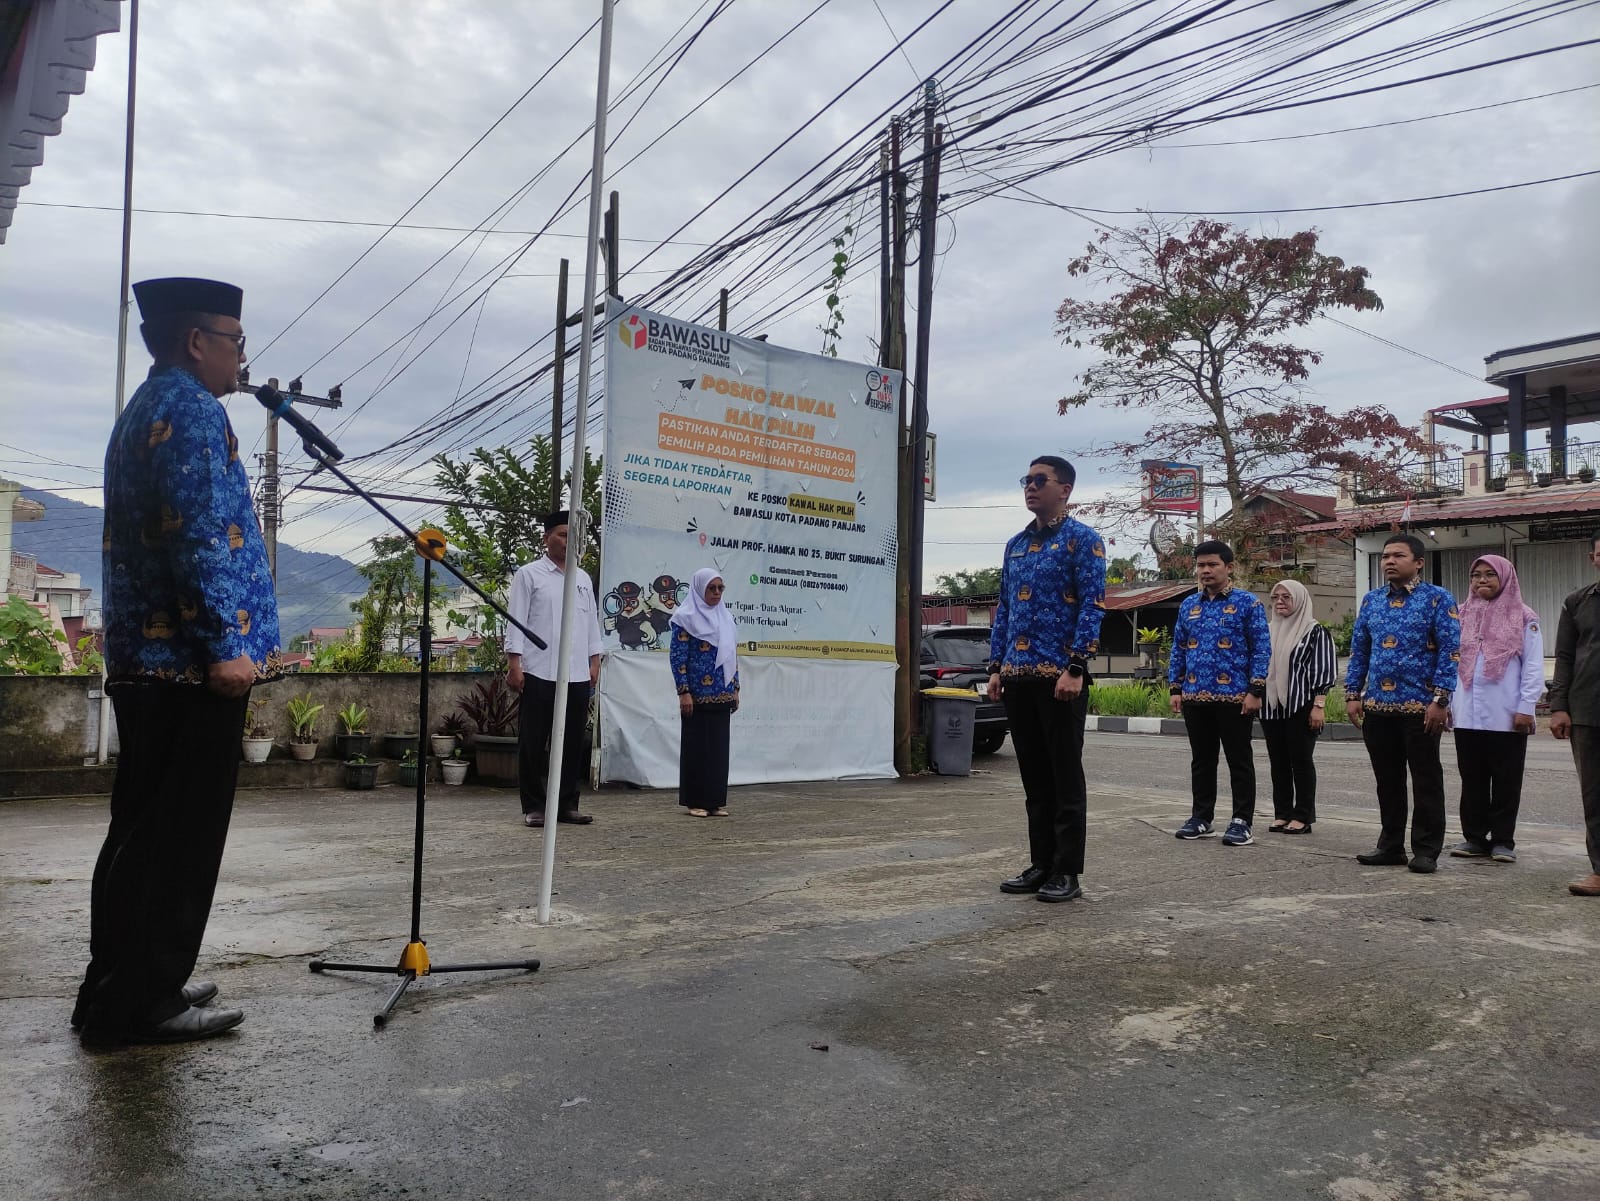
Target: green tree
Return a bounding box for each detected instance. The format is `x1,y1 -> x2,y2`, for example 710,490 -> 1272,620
430,437 -> 603,591
935,567 -> 1002,596
1056,216 -> 1428,555
349,533 -> 422,671
0,595 -> 67,674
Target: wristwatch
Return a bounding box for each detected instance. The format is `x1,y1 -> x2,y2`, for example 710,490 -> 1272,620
1431,690 -> 1451,709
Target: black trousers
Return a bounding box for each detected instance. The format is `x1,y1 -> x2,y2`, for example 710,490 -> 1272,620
75,685 -> 248,1030
679,703 -> 732,810
1565,725 -> 1600,873
518,677 -> 588,816
1453,728 -> 1528,849
1260,708 -> 1320,825
1001,677 -> 1089,876
1361,711 -> 1446,859
1181,701 -> 1256,825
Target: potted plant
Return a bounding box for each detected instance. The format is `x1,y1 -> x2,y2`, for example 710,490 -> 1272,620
343,753 -> 378,790
335,701 -> 371,760
455,676 -> 520,783
383,730 -> 419,759
1487,475 -> 1507,493
285,692 -> 324,761
397,747 -> 420,788
441,748 -> 470,786
1579,463 -> 1595,483
429,720 -> 457,759
242,699 -> 273,763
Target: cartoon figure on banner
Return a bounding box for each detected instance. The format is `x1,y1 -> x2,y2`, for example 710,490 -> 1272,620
603,579 -> 661,650
648,573 -> 689,629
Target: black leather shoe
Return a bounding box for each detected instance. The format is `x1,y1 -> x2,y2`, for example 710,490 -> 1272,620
999,865 -> 1047,894
84,1005 -> 244,1046
1408,855 -> 1438,874
182,980 -> 218,1007
1356,849 -> 1408,866
1037,874 -> 1082,903
557,811 -> 594,824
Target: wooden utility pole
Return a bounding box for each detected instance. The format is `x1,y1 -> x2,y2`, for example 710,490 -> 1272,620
552,257 -> 569,511
887,119 -> 912,774
718,287 -> 729,332
604,191 -> 620,298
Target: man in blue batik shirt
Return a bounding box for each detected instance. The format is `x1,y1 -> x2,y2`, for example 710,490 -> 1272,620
1169,541 -> 1272,846
1346,532 -> 1461,874
986,455 -> 1107,904
72,277 -> 281,1045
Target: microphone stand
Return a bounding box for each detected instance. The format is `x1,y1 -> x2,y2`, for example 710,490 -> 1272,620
291,433 -> 548,1027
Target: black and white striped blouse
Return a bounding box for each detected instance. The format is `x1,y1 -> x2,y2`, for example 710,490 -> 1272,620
1260,625 -> 1339,720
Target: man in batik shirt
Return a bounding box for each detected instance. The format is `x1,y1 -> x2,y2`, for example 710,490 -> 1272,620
1346,532 -> 1461,874
73,277 -> 281,1045
987,455 -> 1107,904
1169,540 -> 1272,847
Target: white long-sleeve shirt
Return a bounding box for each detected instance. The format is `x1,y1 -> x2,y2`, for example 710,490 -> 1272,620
504,556 -> 604,683
1455,620 -> 1545,732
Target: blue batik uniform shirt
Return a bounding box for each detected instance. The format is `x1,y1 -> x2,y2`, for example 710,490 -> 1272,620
988,514 -> 1107,677
1168,585 -> 1272,702
102,365 -> 282,686
669,631 -> 739,704
1345,578 -> 1460,714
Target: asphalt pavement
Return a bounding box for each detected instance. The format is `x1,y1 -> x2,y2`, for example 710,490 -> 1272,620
2,731 -> 1597,1201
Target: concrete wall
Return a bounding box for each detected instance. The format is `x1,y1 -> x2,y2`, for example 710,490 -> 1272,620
0,671 -> 504,768
0,675 -> 101,768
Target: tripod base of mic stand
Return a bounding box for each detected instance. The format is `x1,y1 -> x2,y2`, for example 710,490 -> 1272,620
310,941 -> 540,1027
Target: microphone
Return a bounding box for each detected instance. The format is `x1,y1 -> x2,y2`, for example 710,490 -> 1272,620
255,383 -> 345,463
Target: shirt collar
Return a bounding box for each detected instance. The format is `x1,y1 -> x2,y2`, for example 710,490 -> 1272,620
1200,584 -> 1234,600
1030,512 -> 1067,536
1388,576 -> 1421,597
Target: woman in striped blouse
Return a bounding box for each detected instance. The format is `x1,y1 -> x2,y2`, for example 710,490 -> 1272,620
1261,580 -> 1339,834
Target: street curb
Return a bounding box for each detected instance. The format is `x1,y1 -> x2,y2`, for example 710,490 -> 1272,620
1085,715 -> 1363,740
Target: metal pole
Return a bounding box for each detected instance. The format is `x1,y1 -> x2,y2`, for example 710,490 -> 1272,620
552,258 -> 569,512
604,190 -> 620,298
411,558 -> 433,945
263,415 -> 279,579
718,288 -> 728,332
889,118 -> 911,774
100,0 -> 139,766
539,0 -> 614,925
908,83 -> 941,680
878,137 -> 890,365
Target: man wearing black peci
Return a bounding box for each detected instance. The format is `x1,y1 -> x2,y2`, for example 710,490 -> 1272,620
73,276 -> 281,1044
987,455 -> 1108,903
506,511 -> 604,827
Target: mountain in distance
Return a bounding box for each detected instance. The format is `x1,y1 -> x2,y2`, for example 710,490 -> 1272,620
13,488 -> 366,639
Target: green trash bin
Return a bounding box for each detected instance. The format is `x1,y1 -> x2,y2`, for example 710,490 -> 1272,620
921,686 -> 981,776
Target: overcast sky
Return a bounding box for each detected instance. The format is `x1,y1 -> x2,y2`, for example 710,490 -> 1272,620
2,0 -> 1596,590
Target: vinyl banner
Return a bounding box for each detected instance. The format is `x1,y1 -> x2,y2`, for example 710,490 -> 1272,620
599,302 -> 902,783
598,654 -> 898,787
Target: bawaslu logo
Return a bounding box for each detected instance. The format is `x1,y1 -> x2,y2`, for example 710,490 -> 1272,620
617,310 -> 731,368
617,314 -> 648,350
864,369 -> 896,412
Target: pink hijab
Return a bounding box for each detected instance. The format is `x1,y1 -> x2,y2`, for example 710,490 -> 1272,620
1457,554 -> 1537,688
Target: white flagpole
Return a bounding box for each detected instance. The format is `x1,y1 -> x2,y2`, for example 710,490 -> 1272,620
539,0 -> 615,925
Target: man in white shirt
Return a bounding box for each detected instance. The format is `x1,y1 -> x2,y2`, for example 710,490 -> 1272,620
505,511 -> 604,827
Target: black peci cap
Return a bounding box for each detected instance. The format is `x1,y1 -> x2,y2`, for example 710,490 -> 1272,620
132,277 -> 244,321
543,510 -> 570,530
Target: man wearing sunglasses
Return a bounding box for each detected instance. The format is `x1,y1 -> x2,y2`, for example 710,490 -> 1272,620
988,456 -> 1107,903
73,277 -> 280,1045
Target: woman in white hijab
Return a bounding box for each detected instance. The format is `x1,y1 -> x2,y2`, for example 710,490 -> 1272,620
1260,579 -> 1338,834
669,568 -> 740,817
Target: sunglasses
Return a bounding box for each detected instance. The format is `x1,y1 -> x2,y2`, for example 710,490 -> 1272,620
1019,473 -> 1057,489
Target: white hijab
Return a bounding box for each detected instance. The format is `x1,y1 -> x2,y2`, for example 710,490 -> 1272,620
1266,578 -> 1319,709
669,567 -> 739,682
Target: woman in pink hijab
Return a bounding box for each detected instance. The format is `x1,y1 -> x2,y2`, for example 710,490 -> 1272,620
1449,554 -> 1544,863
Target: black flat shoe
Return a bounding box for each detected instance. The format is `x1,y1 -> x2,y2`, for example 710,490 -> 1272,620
1000,866 -> 1047,894
1357,849 -> 1408,866
1037,874 -> 1083,903
557,811 -> 594,824
1283,824 -> 1313,835
84,1004 -> 244,1046
1267,821 -> 1290,833
181,980 -> 218,1007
